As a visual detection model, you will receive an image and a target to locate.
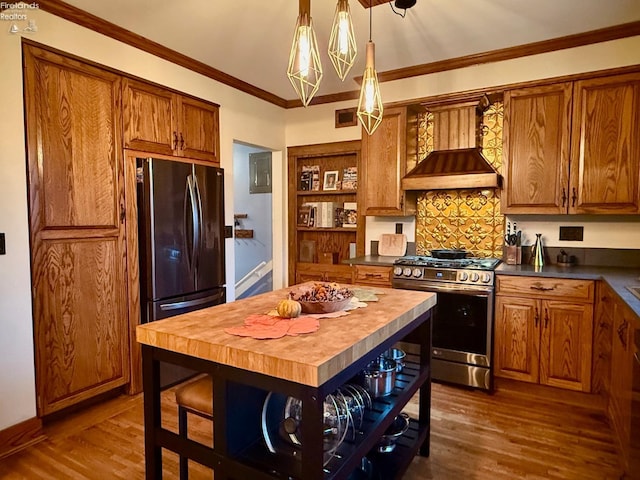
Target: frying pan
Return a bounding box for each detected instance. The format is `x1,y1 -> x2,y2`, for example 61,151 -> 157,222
430,249 -> 468,259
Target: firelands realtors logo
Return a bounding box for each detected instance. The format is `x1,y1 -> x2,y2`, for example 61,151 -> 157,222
1,2 -> 39,34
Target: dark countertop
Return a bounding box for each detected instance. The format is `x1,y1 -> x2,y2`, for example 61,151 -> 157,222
343,255 -> 400,267
497,263 -> 640,319
344,256 -> 640,319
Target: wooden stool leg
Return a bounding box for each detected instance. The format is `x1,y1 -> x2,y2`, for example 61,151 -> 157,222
178,406 -> 188,480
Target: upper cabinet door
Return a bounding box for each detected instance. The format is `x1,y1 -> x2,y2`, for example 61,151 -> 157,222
361,106 -> 415,216
178,96 -> 220,162
502,83 -> 573,214
570,73 -> 640,214
123,78 -> 176,156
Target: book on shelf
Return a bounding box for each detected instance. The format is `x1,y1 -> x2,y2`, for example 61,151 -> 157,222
304,201 -> 340,228
299,170 -> 311,191
341,166 -> 357,190
342,201 -> 357,228
297,205 -> 312,226
301,165 -> 320,191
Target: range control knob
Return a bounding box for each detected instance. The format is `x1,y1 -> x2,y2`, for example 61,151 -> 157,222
393,266 -> 403,276
470,272 -> 480,282
412,268 -> 423,278
481,273 -> 492,283
458,271 -> 469,282
403,267 -> 412,277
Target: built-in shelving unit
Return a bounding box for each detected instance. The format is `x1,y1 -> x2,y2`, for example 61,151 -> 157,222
287,140 -> 363,286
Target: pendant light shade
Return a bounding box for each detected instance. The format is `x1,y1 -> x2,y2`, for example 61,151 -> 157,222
328,0 -> 357,81
287,0 -> 323,107
357,41 -> 383,134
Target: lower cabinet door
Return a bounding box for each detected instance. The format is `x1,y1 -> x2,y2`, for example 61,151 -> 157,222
539,300 -> 593,392
494,296 -> 540,383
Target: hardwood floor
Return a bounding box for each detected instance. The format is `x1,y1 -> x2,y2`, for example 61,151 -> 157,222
0,380 -> 622,479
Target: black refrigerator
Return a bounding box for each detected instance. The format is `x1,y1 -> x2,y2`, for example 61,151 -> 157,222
137,157 -> 226,387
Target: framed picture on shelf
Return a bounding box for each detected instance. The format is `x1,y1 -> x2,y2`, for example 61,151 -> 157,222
297,205 -> 312,226
323,170 -> 339,191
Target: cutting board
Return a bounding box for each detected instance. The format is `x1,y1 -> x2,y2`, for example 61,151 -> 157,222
378,234 -> 407,257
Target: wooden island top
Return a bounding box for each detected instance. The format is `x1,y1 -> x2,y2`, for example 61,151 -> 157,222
136,284 -> 436,387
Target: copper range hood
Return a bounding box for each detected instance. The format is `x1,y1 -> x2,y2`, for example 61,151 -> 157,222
401,99 -> 501,191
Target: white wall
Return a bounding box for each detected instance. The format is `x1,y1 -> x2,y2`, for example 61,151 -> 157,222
285,36 -> 640,253
0,10 -> 286,430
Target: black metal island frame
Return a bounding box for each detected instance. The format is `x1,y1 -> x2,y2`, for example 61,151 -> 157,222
137,284 -> 436,479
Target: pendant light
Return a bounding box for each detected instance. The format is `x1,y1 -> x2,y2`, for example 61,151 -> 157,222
356,0 -> 383,135
328,0 -> 357,81
287,0 -> 323,107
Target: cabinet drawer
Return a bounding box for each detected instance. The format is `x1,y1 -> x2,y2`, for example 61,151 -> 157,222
353,265 -> 392,286
496,275 -> 594,302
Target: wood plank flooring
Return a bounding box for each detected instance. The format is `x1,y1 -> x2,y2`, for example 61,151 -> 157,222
0,380 -> 623,479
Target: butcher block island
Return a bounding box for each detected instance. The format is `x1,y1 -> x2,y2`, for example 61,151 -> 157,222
136,283 -> 436,480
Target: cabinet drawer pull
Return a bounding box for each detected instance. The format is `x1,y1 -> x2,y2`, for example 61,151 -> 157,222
571,187 -> 577,207
561,187 -> 567,208
180,132 -> 185,150
530,284 -> 555,291
173,131 -> 179,150
364,273 -> 382,278
534,307 -> 539,327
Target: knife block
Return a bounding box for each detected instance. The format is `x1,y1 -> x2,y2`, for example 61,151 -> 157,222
505,246 -> 522,265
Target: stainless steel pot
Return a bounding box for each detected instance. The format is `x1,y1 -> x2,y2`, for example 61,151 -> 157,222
383,348 -> 406,373
361,357 -> 397,398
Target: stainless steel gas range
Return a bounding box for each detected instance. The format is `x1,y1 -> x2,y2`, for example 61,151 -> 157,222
392,255 -> 501,391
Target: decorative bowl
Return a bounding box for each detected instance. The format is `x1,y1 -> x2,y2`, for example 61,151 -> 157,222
288,283 -> 354,314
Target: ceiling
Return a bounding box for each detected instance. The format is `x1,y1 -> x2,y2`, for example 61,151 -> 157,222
56,0 -> 640,103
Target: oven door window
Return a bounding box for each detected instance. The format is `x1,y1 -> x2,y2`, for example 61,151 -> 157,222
433,291 -> 488,355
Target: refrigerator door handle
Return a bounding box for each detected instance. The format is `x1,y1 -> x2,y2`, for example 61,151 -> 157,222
159,291 -> 225,311
183,174 -> 198,274
192,172 -> 204,275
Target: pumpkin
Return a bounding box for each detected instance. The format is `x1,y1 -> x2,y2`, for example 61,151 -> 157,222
276,299 -> 302,318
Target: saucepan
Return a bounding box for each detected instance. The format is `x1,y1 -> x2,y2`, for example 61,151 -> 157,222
361,356 -> 397,398
376,413 -> 410,453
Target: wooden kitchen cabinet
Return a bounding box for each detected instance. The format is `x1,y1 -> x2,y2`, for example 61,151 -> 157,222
287,141 -> 363,286
123,77 -> 220,163
24,44 -> 130,415
607,296 -> 636,471
502,83 -> 573,214
352,265 -> 393,287
502,72 -> 640,214
360,106 -> 420,216
570,73 -> 640,214
495,276 -> 594,392
592,281 -> 616,395
295,263 -> 354,285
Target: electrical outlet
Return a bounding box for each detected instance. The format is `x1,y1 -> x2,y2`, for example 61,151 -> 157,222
559,226 -> 584,241
395,223 -> 403,234
0,233 -> 5,254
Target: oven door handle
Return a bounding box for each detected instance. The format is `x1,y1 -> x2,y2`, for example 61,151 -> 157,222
394,281 -> 493,296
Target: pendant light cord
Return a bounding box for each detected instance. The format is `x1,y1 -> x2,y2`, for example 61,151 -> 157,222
369,0 -> 372,41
